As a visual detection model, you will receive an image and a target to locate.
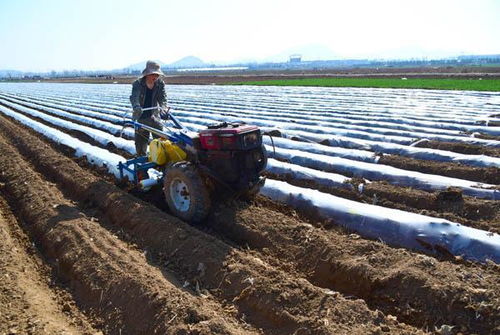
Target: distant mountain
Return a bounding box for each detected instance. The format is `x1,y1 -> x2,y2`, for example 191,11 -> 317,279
124,57 -> 207,71
125,60 -> 167,71
167,56 -> 206,68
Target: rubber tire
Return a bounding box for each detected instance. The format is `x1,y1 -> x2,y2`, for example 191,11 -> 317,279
163,162 -> 211,223
256,144 -> 268,174
237,145 -> 267,201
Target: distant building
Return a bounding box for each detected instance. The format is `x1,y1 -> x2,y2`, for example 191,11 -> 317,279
289,54 -> 302,63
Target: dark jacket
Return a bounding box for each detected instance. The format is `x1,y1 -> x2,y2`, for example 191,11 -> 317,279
129,77 -> 167,119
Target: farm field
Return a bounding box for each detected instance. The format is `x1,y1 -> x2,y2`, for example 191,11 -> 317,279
232,78 -> 500,91
0,82 -> 499,334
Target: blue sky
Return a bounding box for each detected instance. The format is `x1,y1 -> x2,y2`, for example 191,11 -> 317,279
0,0 -> 499,72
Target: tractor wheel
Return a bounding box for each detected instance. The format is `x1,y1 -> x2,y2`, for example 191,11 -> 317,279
163,162 -> 211,223
255,144 -> 268,174
238,145 -> 267,201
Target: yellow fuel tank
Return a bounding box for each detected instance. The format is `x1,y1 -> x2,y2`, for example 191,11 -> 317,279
148,139 -> 187,166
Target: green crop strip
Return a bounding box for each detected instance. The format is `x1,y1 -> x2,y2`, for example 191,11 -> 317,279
230,78 -> 500,91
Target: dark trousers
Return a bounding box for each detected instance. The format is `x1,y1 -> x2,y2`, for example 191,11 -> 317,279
135,117 -> 163,156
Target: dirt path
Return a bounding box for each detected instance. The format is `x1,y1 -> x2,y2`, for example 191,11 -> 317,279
0,196 -> 98,335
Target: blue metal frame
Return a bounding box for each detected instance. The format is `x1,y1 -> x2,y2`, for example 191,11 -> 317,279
118,156 -> 159,184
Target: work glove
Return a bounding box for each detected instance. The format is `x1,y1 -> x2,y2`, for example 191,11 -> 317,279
132,106 -> 142,121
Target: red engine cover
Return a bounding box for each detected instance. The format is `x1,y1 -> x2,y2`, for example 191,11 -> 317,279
199,124 -> 260,150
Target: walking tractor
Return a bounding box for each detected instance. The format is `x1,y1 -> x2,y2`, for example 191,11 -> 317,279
118,107 -> 268,222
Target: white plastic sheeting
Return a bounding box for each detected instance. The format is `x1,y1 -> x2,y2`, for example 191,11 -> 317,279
2,83 -> 499,148
264,135 -> 500,168
1,83 -> 498,123
0,94 -> 134,137
0,104 -> 125,177
10,91 -> 499,169
264,136 -> 380,162
18,88 -> 489,146
266,159 -> 353,190
172,105 -> 500,141
261,179 -> 500,263
0,99 -> 136,154
19,88 -> 500,139
268,146 -> 500,200
172,111 -> 415,145
0,93 -> 125,122
274,126 -> 500,148
3,92 -> 127,117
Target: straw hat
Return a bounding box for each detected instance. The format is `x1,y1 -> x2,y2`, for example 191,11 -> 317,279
141,60 -> 164,77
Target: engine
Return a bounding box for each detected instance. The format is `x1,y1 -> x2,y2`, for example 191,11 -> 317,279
196,122 -> 267,191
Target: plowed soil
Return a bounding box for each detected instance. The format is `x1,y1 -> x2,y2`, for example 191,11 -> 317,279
0,196 -> 97,335
378,154 -> 500,185
414,140 -> 500,158
1,110 -> 500,335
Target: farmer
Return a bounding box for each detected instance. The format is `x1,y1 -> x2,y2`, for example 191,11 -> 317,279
129,60 -> 169,156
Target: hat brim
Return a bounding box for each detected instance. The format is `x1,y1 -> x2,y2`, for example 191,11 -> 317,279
141,70 -> 164,78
